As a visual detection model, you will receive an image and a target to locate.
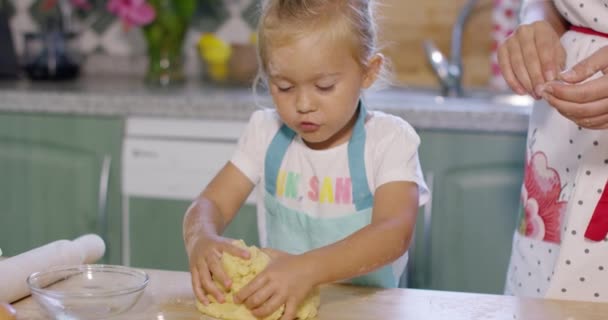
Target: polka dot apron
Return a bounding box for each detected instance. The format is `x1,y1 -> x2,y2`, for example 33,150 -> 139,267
504,0 -> 608,302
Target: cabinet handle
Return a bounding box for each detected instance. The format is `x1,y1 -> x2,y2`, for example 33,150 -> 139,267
97,155 -> 112,261
407,170 -> 434,288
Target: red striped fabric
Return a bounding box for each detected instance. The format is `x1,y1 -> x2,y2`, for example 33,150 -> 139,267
585,180 -> 608,241
570,25 -> 608,38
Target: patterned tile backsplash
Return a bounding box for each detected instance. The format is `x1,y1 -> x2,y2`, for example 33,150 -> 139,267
5,0 -> 259,75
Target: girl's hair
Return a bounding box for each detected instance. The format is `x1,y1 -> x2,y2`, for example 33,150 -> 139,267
252,0 -> 391,96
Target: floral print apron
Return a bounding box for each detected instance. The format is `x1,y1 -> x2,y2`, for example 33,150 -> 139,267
505,0 -> 608,302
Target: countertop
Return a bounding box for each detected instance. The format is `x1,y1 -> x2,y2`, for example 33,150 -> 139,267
12,268 -> 608,320
0,76 -> 533,133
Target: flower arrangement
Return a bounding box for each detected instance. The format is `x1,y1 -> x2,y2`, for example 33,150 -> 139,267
106,0 -> 156,29
43,0 -> 197,85
39,0 -> 156,29
108,0 -> 198,85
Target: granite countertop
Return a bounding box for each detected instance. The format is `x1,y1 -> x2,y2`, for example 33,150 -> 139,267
0,76 -> 532,133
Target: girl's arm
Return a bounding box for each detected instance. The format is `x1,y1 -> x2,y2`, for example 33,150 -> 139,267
183,162 -> 254,252
183,162 -> 254,304
301,181 -> 419,285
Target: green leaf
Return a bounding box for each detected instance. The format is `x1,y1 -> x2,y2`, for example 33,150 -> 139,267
174,0 -> 197,20
143,23 -> 163,46
158,11 -> 183,36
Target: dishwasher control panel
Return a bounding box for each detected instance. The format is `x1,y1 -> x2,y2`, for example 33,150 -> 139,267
122,118 -> 254,203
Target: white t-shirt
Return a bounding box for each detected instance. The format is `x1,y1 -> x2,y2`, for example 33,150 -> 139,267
231,108 -> 430,246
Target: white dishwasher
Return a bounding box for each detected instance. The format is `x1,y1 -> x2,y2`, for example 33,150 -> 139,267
121,117 -> 258,270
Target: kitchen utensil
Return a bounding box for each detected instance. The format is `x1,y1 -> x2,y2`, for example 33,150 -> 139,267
26,264 -> 148,320
0,234 -> 105,303
22,16 -> 82,81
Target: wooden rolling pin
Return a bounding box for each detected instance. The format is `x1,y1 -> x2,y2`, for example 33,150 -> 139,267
0,234 -> 105,303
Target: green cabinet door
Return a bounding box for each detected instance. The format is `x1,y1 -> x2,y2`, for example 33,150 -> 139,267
407,130 -> 526,294
128,197 -> 259,271
0,113 -> 123,264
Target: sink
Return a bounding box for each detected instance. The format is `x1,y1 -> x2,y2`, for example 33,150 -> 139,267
367,87 -> 535,109
363,87 -> 532,133
465,89 -> 535,107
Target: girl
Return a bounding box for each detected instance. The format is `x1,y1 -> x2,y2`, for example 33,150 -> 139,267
498,0 -> 608,301
183,0 -> 429,318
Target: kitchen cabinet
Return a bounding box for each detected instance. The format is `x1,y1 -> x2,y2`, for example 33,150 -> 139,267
123,117 -> 259,271
0,112 -> 123,264
407,129 -> 527,294
129,199 -> 258,271
0,111 -> 525,291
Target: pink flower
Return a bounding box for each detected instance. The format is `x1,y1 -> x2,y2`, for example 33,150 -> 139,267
107,0 -> 156,29
518,152 -> 567,243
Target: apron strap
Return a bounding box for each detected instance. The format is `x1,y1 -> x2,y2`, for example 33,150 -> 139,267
584,179 -> 608,241
264,125 -> 296,196
349,102 -> 374,210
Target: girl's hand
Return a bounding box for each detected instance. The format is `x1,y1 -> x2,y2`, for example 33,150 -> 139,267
234,253 -> 317,320
498,21 -> 566,98
541,46 -> 608,130
187,235 -> 251,305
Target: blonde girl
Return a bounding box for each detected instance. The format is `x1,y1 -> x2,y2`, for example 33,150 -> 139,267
183,0 -> 429,318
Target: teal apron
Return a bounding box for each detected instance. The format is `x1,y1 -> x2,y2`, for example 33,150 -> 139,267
263,102 -> 397,288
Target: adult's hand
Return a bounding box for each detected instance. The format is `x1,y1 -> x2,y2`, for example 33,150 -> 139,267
542,46 -> 608,130
498,21 -> 566,99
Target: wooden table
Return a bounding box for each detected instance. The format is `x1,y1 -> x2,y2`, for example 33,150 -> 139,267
12,269 -> 608,319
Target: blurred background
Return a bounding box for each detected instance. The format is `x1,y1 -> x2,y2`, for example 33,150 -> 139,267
0,0 -> 518,88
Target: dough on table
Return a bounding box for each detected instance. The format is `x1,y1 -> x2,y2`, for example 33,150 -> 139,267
196,240 -> 320,320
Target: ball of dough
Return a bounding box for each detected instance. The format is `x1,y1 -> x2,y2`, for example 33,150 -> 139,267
196,240 -> 320,320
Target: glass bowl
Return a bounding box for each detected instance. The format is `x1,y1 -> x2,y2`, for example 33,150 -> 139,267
26,264 -> 149,320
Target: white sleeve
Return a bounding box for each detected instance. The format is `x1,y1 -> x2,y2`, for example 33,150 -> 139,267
230,109 -> 279,185
370,120 -> 430,206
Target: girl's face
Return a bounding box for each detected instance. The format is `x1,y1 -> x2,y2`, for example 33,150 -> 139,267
266,32 -> 380,150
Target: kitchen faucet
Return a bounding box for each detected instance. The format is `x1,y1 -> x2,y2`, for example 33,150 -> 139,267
424,0 -> 478,97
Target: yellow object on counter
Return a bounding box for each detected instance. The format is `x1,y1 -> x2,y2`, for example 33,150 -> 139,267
249,32 -> 258,46
198,33 -> 231,82
196,240 -> 320,320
